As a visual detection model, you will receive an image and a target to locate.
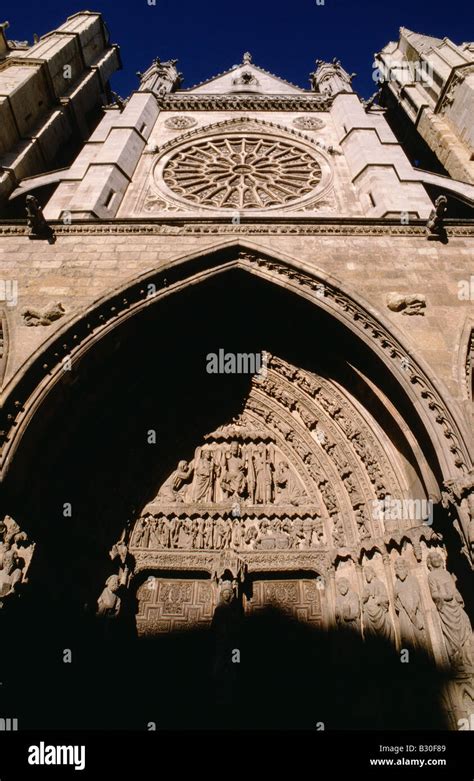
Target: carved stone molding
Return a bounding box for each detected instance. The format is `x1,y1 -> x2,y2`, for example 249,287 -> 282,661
157,94 -> 333,111
155,116 -> 334,156
2,247 -> 471,496
0,223 -> 473,237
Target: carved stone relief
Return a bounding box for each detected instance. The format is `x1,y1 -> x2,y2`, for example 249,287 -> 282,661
161,136 -> 323,210
0,515 -> 35,603
164,116 -> 198,130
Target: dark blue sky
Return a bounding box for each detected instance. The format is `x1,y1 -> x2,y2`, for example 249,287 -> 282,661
3,1 -> 474,98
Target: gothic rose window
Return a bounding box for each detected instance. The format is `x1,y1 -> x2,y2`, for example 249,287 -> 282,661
161,136 -> 323,209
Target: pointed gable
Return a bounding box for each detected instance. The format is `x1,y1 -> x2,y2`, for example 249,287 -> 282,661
185,52 -> 306,95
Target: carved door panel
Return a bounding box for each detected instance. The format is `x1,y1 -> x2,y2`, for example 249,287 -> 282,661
245,578 -> 323,626
135,577 -> 216,636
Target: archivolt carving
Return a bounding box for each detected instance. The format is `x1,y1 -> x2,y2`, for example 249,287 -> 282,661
127,354 -> 426,569
2,245 -> 471,580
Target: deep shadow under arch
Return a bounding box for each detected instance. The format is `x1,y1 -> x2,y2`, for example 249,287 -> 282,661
1,266 -> 469,729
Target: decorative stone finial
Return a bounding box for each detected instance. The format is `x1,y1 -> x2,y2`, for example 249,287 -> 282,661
242,51 -> 252,65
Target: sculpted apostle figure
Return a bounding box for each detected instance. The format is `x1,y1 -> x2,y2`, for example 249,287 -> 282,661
274,461 -> 303,506
335,577 -> 361,631
393,559 -> 426,650
220,442 -> 247,500
427,551 -> 472,665
157,460 -> 194,503
193,450 -> 215,502
96,574 -> 121,618
253,447 -> 273,504
0,542 -> 24,597
362,565 -> 395,643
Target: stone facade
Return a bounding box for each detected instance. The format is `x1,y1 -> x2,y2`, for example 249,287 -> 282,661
0,16 -> 473,730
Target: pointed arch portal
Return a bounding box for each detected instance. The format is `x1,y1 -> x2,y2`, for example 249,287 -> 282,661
2,243 -> 473,729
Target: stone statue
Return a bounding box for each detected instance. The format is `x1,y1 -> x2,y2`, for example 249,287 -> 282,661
220,442 -> 247,500
221,518 -> 233,549
171,517 -> 183,548
214,518 -> 224,550
25,194 -> 55,241
355,506 -> 372,541
231,519 -> 245,548
0,515 -> 34,599
133,516 -> 149,548
427,551 -> 472,665
274,461 -> 303,505
204,518 -> 214,549
157,460 -> 194,502
253,447 -> 273,504
426,195 -> 448,241
393,559 -> 426,650
211,580 -> 242,703
96,574 -> 121,618
442,471 -> 474,561
193,450 -> 215,502
386,292 -> 426,316
332,513 -> 345,547
335,578 -> 361,631
0,542 -> 24,597
109,532 -> 130,584
160,517 -> 172,548
362,566 -> 395,642
22,302 -> 65,327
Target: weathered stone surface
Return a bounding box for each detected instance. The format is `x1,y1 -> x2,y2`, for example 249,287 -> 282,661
0,16 -> 473,732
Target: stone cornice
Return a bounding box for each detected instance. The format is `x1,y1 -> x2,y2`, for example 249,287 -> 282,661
0,220 -> 473,237
156,94 -> 332,111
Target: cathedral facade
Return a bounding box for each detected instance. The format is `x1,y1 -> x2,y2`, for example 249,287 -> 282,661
0,13 -> 473,729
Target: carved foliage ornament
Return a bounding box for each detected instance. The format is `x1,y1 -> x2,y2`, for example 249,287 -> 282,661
164,116 -> 197,130
292,116 -> 325,131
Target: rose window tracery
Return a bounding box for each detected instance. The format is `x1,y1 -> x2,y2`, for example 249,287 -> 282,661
162,136 -> 322,209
